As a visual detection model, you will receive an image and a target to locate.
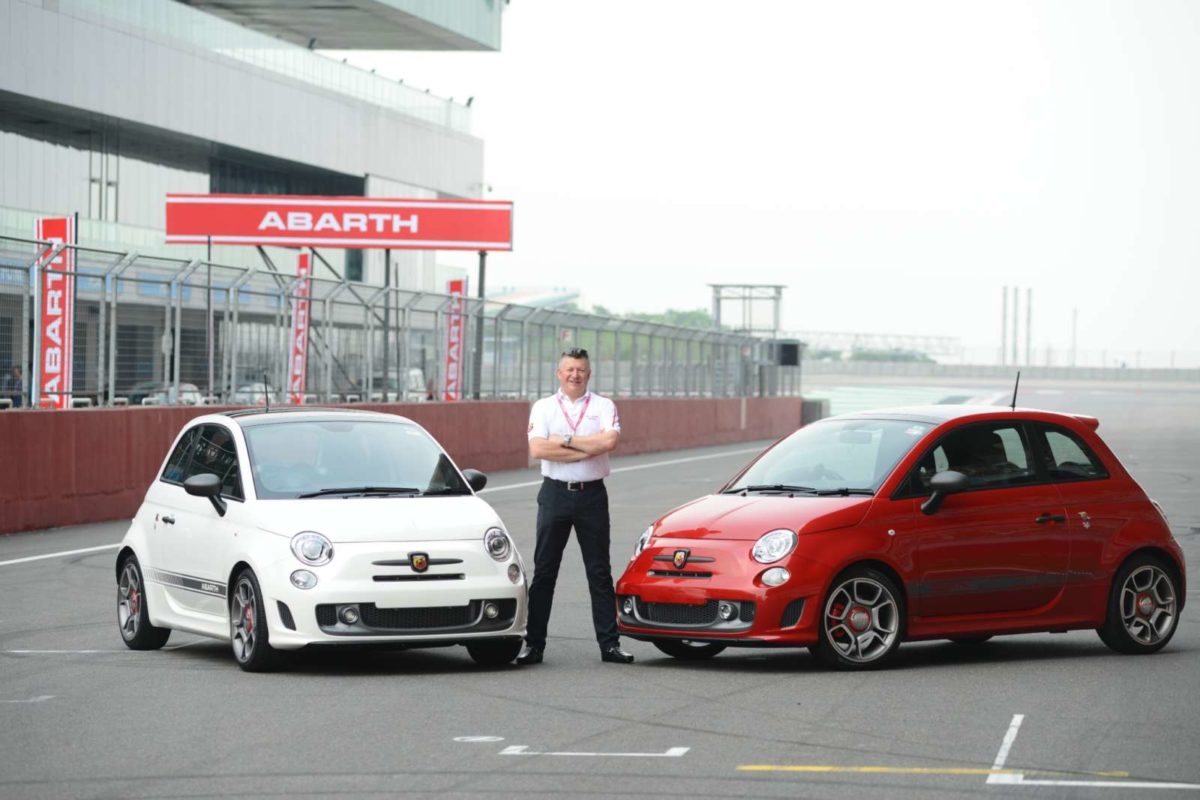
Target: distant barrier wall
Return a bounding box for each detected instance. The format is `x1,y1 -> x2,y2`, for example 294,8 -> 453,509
0,397 -> 814,534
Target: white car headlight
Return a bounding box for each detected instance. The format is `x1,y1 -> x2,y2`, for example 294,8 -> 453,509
291,531 -> 333,566
484,527 -> 511,561
631,526 -> 653,561
751,529 -> 797,564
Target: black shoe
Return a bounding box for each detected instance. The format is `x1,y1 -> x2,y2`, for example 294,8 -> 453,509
515,645 -> 543,665
600,645 -> 634,664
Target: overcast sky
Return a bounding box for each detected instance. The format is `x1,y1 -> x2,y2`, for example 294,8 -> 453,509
330,0 -> 1200,365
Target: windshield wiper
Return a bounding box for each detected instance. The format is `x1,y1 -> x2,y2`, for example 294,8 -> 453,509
725,484 -> 818,495
298,486 -> 422,498
419,487 -> 473,496
814,487 -> 875,496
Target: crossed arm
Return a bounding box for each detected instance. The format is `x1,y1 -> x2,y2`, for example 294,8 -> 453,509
529,430 -> 620,462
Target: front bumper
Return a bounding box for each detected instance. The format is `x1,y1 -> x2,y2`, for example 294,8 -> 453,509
615,537 -> 824,647
260,538 -> 528,650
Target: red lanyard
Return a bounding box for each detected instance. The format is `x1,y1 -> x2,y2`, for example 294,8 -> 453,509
556,393 -> 591,434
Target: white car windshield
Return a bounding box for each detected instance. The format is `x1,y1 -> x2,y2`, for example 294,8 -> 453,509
244,419 -> 470,499
724,418 -> 931,495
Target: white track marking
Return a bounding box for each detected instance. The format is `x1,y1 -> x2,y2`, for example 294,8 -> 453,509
499,744 -> 689,757
0,543 -> 119,568
1,695 -> 55,703
479,446 -> 762,494
6,649 -> 123,654
986,714 -> 1200,791
992,775 -> 1200,790
988,713 -> 1025,775
3,446 -> 764,566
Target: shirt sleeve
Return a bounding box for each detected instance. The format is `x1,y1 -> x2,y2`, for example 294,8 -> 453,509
602,398 -> 621,433
528,399 -> 550,440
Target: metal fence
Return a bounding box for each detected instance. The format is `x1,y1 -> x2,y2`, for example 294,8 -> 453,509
0,236 -> 790,408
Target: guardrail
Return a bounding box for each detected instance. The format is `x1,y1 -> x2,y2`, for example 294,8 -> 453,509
0,236 -> 787,409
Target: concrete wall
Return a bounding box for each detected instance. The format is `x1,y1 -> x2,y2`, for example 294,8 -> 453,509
0,397 -> 815,534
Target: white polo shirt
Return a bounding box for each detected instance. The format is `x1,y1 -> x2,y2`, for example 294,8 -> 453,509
528,389 -> 621,481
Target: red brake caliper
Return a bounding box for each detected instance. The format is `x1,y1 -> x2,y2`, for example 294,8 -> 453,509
244,606 -> 254,634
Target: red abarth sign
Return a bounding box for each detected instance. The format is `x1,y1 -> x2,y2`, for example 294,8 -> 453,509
287,252 -> 313,405
442,278 -> 467,401
165,194 -> 513,250
35,217 -> 75,409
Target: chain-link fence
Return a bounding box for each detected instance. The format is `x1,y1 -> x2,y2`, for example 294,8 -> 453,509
0,236 -> 796,408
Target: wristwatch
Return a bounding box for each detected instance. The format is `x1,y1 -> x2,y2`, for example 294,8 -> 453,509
563,434 -> 573,448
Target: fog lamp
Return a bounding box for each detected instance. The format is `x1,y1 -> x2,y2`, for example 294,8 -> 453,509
622,597 -> 635,615
290,570 -> 317,590
483,602 -> 500,619
718,601 -> 737,621
339,605 -> 360,625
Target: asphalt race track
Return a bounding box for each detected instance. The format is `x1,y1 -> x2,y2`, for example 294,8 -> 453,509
2,379 -> 1198,799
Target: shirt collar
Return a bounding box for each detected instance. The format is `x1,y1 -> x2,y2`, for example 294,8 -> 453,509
557,389 -> 591,405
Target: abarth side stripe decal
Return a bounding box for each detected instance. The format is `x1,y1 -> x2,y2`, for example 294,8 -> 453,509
146,568 -> 227,598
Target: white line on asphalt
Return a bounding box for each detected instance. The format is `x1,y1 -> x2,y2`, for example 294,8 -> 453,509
989,775 -> 1200,790
0,544 -> 120,568
2,446 -> 764,566
985,714 -> 1200,791
6,650 -> 123,654
988,713 -> 1025,775
1,695 -> 55,703
499,745 -> 689,758
479,446 -> 763,494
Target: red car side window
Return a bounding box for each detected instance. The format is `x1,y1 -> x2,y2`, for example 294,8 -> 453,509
1037,425 -> 1110,482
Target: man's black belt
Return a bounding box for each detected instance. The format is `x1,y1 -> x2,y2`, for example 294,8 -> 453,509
544,477 -> 604,492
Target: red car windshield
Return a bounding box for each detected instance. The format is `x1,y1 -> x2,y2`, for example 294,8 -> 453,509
725,418 -> 931,494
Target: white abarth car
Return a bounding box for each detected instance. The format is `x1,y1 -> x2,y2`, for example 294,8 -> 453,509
115,408 -> 528,671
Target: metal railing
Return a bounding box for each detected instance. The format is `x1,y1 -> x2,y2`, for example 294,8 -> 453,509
0,237 -> 776,408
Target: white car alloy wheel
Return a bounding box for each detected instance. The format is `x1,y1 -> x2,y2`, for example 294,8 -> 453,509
230,569 -> 275,672
116,555 -> 170,650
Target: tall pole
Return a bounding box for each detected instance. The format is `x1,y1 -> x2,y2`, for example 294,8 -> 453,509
1010,286 -> 1019,367
1071,307 -> 1078,367
1025,287 -> 1032,366
472,249 -> 487,400
206,236 -> 213,400
382,249 -> 390,398
1000,286 -> 1008,366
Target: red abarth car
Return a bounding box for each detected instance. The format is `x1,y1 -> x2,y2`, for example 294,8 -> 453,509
616,406 -> 1185,670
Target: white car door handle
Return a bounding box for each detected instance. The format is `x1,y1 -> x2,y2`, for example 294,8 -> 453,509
161,515 -> 176,525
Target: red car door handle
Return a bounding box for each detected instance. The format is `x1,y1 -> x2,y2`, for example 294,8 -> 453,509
1035,513 -> 1066,524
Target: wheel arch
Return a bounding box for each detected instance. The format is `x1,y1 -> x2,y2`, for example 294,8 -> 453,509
226,560 -> 254,606
115,546 -> 138,581
826,558 -> 911,632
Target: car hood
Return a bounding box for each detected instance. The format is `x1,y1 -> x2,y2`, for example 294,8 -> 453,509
653,493 -> 874,540
252,495 -> 502,543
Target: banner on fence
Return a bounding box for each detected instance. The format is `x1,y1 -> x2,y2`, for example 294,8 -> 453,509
34,216 -> 75,409
165,194 -> 513,251
287,252 -> 313,405
443,278 -> 467,401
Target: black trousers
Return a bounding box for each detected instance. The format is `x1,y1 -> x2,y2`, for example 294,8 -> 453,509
525,478 -> 619,650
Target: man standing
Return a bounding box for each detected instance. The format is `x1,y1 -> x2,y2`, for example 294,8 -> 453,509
517,347 -> 633,665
